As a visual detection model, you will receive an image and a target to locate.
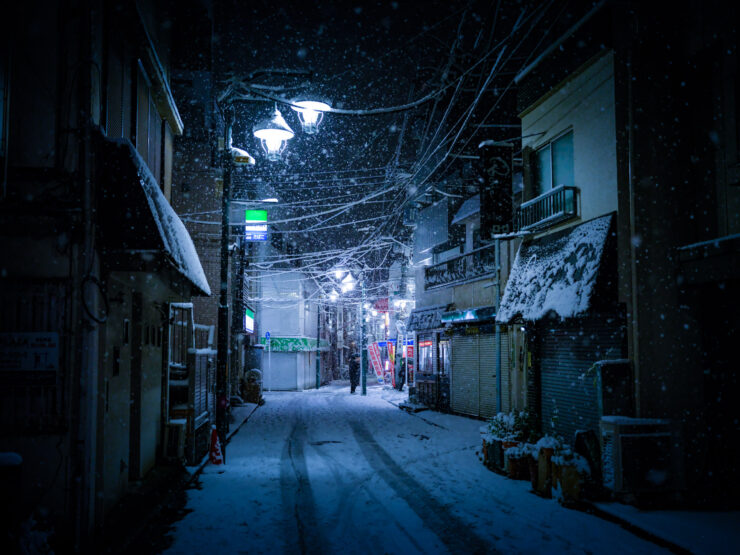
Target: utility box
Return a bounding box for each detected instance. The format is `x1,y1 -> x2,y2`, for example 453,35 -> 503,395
600,416 -> 684,496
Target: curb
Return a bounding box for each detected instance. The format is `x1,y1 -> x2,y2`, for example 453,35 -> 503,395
579,502 -> 692,554
186,403 -> 260,483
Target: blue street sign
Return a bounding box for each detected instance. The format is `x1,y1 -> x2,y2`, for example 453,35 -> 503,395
265,331 -> 270,339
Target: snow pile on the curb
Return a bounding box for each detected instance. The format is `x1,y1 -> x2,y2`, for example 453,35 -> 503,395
497,214 -> 612,323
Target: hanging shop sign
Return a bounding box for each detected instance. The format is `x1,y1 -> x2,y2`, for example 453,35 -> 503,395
367,342 -> 384,384
245,209 -> 268,241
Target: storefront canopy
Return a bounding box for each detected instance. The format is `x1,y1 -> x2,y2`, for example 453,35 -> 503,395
98,137 -> 210,296
406,304 -> 448,332
496,213 -> 614,323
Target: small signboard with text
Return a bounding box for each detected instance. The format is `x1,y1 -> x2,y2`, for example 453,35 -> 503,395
244,209 -> 268,241
0,332 -> 60,372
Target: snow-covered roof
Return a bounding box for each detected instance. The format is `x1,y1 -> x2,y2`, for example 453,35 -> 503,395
451,194 -> 480,225
496,214 -> 613,323
107,138 -> 211,296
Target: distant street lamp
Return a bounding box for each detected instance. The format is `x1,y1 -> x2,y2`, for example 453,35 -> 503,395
291,98 -> 331,134
340,272 -> 356,293
253,108 -> 295,161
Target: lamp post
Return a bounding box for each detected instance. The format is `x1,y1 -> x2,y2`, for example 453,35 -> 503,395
360,279 -> 367,396
214,88 -> 330,447
316,301 -> 321,389
216,107 -> 235,453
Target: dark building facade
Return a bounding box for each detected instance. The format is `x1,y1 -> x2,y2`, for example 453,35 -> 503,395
0,1 -> 211,549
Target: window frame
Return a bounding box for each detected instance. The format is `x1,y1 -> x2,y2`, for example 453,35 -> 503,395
532,129 -> 574,197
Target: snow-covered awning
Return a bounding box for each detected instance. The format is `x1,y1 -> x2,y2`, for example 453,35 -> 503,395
98,137 -> 211,296
496,214 -> 614,323
406,304 -> 448,332
451,194 -> 480,225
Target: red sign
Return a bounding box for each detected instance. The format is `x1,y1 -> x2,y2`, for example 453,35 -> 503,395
373,298 -> 389,313
367,343 -> 384,384
418,340 -> 432,347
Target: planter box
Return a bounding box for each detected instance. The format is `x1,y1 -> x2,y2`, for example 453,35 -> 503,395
536,447 -> 554,498
481,438 -> 508,472
552,462 -> 584,506
528,456 -> 538,491
506,456 -> 530,480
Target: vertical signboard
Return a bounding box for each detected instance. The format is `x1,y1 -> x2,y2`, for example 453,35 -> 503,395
245,209 -> 268,241
478,142 -> 513,238
367,342 -> 384,384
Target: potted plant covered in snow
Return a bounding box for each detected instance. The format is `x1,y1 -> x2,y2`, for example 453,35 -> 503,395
484,411 -> 531,472
533,435 -> 562,498
504,442 -> 537,480
551,445 -> 591,506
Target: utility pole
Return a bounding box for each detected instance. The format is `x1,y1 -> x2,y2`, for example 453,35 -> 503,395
361,280 -> 367,395
315,302 -> 321,389
216,107 -> 234,457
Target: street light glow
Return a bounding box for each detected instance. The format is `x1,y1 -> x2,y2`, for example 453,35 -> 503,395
291,99 -> 331,134
253,109 -> 295,161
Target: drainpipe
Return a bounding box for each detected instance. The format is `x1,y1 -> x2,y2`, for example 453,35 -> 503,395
626,18 -> 640,417
72,1 -> 100,547
495,238 -> 502,412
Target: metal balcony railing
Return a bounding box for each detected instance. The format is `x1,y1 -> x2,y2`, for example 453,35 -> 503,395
515,185 -> 579,231
424,243 -> 497,290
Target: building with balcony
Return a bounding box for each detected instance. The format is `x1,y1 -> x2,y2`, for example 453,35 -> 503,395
496,1 -> 740,505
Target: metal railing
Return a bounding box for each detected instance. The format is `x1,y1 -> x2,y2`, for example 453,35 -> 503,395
515,185 -> 579,231
424,243 -> 497,290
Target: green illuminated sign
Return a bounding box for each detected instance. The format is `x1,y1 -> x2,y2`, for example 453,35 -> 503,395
245,210 -> 267,223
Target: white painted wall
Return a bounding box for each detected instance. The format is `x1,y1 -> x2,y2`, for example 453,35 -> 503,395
521,51 -> 619,226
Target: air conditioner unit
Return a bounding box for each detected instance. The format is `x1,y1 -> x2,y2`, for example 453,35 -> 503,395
600,417 -> 684,495
164,420 -> 186,461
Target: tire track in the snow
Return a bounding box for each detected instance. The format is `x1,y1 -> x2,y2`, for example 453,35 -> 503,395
280,410 -> 325,554
350,419 -> 501,555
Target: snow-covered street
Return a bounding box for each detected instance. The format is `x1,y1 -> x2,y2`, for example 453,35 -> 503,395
163,383 -> 666,554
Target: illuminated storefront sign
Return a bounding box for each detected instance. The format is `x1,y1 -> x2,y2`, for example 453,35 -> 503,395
245,209 -> 268,241
244,308 -> 255,333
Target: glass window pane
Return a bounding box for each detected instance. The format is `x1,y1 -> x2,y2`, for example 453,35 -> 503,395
552,131 -> 574,188
534,145 -> 551,195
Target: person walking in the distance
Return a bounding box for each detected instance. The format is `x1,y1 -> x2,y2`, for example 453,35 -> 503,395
349,351 -> 361,394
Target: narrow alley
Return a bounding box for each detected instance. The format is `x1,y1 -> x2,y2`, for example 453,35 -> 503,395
162,384 -> 665,555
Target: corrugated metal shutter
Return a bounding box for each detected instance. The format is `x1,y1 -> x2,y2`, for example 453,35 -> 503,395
451,335 -> 478,416
540,319 -> 623,444
478,333 -> 497,418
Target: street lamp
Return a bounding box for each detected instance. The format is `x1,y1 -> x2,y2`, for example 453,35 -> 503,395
217,106 -> 256,456
253,108 -> 295,161
291,98 -> 331,135
340,272 -> 356,293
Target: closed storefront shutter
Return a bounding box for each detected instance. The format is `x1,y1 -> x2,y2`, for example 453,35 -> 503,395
451,335 -> 478,416
478,333 -> 497,418
540,318 -> 624,444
